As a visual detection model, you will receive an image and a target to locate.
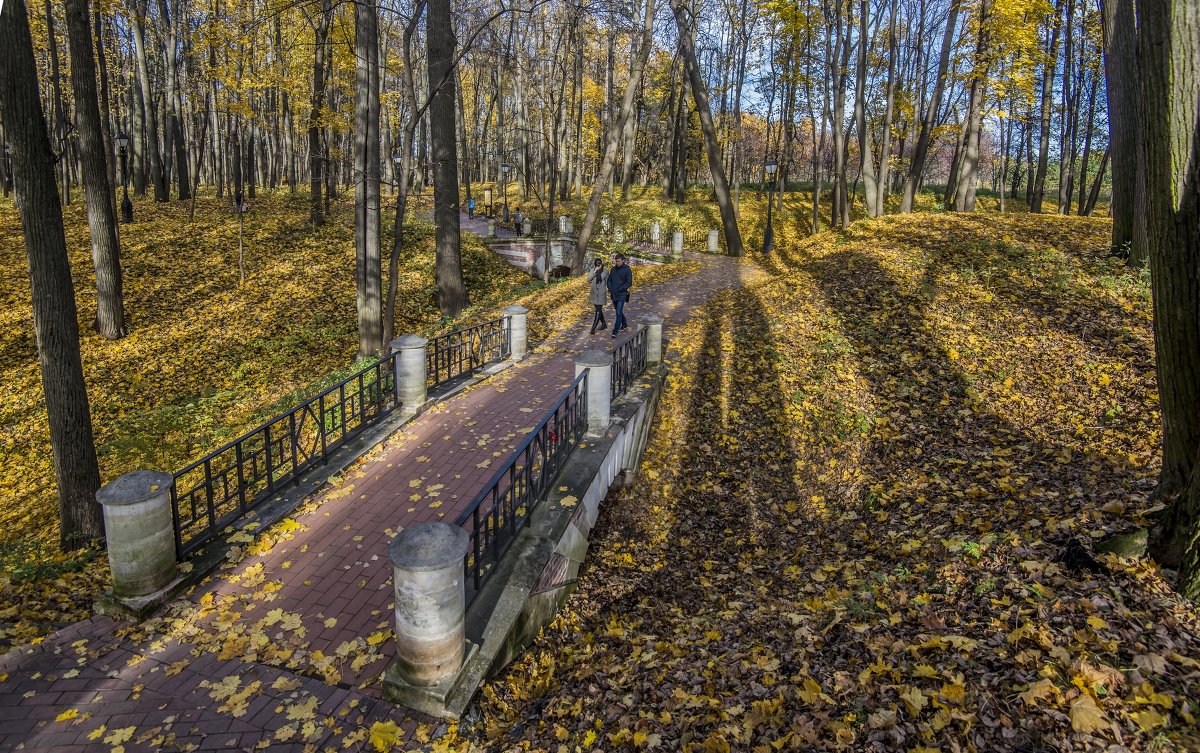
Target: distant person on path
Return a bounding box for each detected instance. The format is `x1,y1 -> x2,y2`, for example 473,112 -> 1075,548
589,258 -> 609,334
607,253 -> 632,337
467,196 -> 476,219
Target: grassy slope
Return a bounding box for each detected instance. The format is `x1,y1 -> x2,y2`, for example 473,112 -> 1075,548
469,212 -> 1200,752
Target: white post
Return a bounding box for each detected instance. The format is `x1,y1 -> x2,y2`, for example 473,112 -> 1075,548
392,335 -> 428,411
614,226 -> 625,243
390,523 -> 470,686
486,219 -> 496,238
601,215 -> 611,233
707,229 -> 719,254
671,231 -> 684,261
98,471 -> 178,601
650,220 -> 661,244
522,217 -> 533,236
640,314 -> 664,365
575,350 -> 612,435
504,304 -> 529,361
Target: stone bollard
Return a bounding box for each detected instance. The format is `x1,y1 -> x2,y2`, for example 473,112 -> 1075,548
640,314 -> 664,366
504,304 -> 529,361
98,471 -> 178,604
392,335 -> 429,412
671,231 -> 684,260
601,215 -> 611,233
389,523 -> 470,686
575,350 -> 613,434
707,229 -> 719,254
614,226 -> 625,244
486,219 -> 496,238
522,217 -> 533,236
651,220 -> 661,245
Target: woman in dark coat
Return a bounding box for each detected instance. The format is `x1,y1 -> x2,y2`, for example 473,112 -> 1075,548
589,258 -> 608,334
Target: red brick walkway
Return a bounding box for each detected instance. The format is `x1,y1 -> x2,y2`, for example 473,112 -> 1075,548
0,244 -> 762,752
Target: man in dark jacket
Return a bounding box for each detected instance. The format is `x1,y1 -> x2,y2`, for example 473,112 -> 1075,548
606,253 -> 633,337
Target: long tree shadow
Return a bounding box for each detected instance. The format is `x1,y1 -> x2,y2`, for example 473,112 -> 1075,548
800,249 -> 1147,540
588,287 -> 808,616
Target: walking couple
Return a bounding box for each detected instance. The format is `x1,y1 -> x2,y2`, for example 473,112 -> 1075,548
588,253 -> 632,338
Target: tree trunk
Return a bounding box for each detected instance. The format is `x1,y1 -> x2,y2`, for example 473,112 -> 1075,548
901,0 -> 958,213
1101,0 -> 1140,261
670,0 -> 742,253
427,0 -> 468,315
308,0 -> 331,226
0,0 -> 104,549
1139,0 -> 1200,596
131,0 -> 168,201
855,0 -> 880,218
573,0 -> 655,272
64,0 -> 127,339
1031,0 -> 1062,213
952,0 -> 993,213
354,0 -> 384,356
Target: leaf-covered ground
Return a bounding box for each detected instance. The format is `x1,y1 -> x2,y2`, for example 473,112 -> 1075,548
0,191 -> 578,648
461,213 -> 1200,752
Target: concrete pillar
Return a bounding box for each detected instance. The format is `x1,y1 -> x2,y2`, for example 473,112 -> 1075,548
614,226 -> 625,244
389,523 -> 470,686
392,335 -> 428,411
558,215 -> 573,234
601,215 -> 611,233
707,229 -> 719,254
486,219 -> 496,238
504,305 -> 529,361
671,231 -> 684,261
98,471 -> 178,600
650,220 -> 661,244
640,314 -> 664,365
522,217 -> 532,236
575,349 -> 612,434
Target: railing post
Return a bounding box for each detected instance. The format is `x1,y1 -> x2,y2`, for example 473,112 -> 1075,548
671,231 -> 684,262
640,314 -> 664,366
97,471 -> 179,615
651,220 -> 661,245
504,304 -> 529,361
486,218 -> 496,238
388,523 -> 470,686
391,334 -> 428,413
707,229 -> 719,254
614,226 -> 625,244
574,350 -> 612,435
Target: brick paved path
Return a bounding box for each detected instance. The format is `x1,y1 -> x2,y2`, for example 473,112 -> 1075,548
0,231 -> 763,753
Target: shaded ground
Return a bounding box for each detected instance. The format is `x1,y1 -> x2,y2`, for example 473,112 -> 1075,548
465,213 -> 1199,752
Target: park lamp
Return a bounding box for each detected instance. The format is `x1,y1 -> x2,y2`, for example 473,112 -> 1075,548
501,162 -> 511,175
393,152 -> 402,167
765,158 -> 778,178
116,132 -> 129,152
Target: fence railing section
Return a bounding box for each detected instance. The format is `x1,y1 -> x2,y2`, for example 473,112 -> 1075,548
171,316 -> 514,560
455,373 -> 589,604
171,355 -> 398,558
426,316 -> 511,389
611,327 -> 649,400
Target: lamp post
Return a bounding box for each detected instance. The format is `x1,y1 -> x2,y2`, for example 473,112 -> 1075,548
763,158 -> 777,254
116,132 -> 133,223
2,143 -> 12,194
500,162 -> 511,222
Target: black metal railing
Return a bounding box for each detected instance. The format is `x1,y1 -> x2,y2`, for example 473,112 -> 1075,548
171,355 -> 399,558
170,316 -> 515,559
426,316 -> 511,389
611,327 -> 649,400
455,373 -> 589,604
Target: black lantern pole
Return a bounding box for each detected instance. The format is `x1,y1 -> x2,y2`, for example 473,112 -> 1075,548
116,132 -> 133,223
501,162 -> 511,222
2,143 -> 12,194
763,158 -> 777,254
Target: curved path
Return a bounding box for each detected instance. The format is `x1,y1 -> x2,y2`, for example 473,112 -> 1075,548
0,230 -> 764,752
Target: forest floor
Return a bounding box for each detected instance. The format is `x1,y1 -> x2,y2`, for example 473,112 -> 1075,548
460,211 -> 1200,752
3,190 -> 1196,752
